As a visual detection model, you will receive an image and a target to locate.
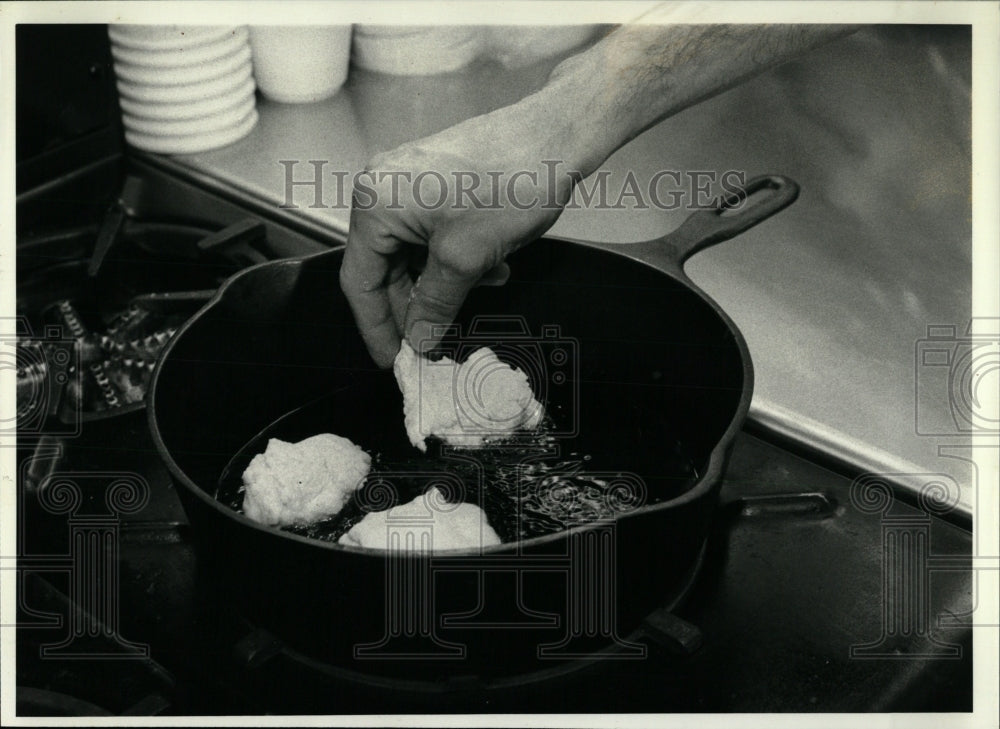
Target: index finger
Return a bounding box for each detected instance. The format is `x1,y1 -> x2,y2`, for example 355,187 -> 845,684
339,218 -> 403,368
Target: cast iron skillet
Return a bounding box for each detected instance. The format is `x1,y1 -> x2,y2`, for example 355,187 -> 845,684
148,174 -> 799,681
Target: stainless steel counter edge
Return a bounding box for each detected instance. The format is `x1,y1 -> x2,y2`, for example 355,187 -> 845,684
749,399 -> 973,520
137,152 -> 350,244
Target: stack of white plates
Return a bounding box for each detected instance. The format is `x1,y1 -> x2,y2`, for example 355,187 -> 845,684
109,25 -> 258,154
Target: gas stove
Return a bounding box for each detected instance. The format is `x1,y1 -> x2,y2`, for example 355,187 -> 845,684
12,158 -> 973,716
10,24 -> 973,718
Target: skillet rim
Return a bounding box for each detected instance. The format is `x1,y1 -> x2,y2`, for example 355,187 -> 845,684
147,239 -> 753,557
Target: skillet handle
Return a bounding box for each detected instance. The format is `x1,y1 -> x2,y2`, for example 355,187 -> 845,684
655,174 -> 800,267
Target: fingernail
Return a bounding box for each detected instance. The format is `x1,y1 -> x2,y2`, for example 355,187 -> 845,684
407,320 -> 437,353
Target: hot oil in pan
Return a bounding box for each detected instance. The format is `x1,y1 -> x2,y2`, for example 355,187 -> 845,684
216,373 -> 700,543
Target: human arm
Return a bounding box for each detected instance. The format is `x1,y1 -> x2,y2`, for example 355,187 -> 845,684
340,23 -> 857,367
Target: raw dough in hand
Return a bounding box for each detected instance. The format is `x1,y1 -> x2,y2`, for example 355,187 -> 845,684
339,487 -> 501,552
242,433 -> 371,527
393,341 -> 544,452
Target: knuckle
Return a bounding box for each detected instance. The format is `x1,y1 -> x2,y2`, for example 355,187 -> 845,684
412,282 -> 461,315
435,241 -> 499,279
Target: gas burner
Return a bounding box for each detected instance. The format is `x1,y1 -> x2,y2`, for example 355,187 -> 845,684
23,296 -> 205,419
15,176 -> 277,424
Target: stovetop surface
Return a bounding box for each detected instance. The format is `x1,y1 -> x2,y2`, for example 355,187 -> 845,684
16,409 -> 973,715
13,162 -> 973,716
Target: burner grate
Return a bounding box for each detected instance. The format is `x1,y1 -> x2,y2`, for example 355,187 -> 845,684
15,208 -> 275,425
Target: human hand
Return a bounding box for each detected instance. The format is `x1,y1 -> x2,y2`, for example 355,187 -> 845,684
340,22 -> 854,369
339,93 -> 583,368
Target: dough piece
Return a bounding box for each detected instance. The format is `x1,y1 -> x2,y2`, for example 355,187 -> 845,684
242,433 -> 371,527
393,340 -> 544,452
339,487 -> 501,552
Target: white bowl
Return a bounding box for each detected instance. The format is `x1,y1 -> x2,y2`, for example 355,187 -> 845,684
110,27 -> 248,68
352,26 -> 482,75
118,77 -> 256,120
487,26 -> 598,68
249,26 -> 351,104
112,44 -> 251,86
122,95 -> 255,137
117,62 -> 252,103
108,25 -> 239,52
125,108 -> 259,154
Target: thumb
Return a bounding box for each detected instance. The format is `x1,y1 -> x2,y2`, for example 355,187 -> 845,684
404,252 -> 481,354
